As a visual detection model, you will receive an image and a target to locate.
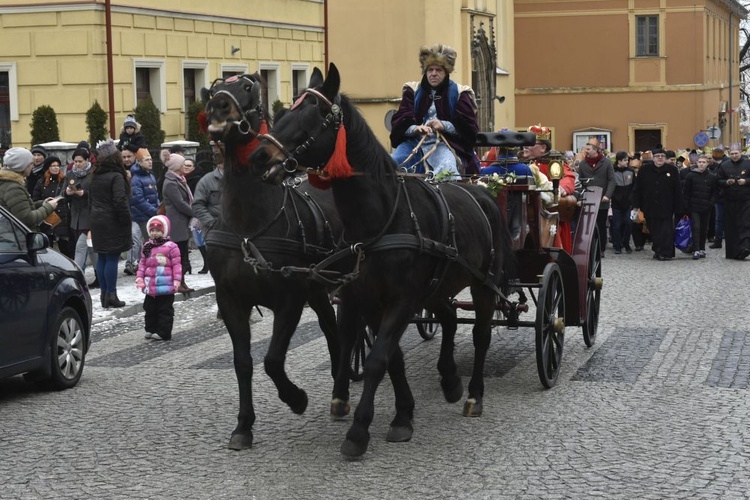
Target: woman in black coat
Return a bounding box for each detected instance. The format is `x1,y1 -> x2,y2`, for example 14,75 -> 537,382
32,156 -> 73,257
89,141 -> 132,308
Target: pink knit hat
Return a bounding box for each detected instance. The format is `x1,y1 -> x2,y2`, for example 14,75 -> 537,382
147,215 -> 170,238
161,149 -> 185,171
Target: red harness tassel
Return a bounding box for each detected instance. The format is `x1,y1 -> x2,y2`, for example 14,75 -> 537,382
197,111 -> 208,134
323,125 -> 353,179
258,120 -> 268,136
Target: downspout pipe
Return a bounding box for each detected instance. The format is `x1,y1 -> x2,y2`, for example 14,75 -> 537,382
105,0 -> 116,139
729,11 -> 733,141
324,0 -> 328,70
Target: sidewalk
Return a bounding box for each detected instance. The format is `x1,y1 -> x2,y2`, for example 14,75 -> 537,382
86,250 -> 217,325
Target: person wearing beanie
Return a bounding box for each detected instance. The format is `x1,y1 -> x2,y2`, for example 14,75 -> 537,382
27,144 -> 48,192
89,140 -> 132,308
610,151 -> 636,254
683,154 -> 718,259
117,114 -> 146,153
708,147 -> 727,249
716,143 -> 750,260
31,156 -> 73,257
390,43 -> 480,177
160,149 -> 194,293
136,215 -> 182,340
0,147 -> 60,228
65,146 -> 99,286
632,147 -> 683,261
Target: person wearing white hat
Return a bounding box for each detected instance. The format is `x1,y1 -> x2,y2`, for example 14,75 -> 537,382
0,147 -> 60,228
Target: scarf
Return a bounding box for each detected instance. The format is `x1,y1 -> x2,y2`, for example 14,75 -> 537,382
585,152 -> 603,168
142,236 -> 168,258
71,162 -> 92,178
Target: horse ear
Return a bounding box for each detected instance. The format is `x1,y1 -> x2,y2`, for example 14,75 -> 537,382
320,63 -> 340,102
200,87 -> 211,104
309,67 -> 324,89
250,81 -> 261,105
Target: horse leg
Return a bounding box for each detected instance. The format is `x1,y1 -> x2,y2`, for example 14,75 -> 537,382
463,285 -> 495,417
263,297 -> 308,415
432,299 -> 463,403
341,306 -> 412,459
330,294 -> 359,420
218,289 -> 256,450
385,344 -> 415,443
308,286 -> 340,380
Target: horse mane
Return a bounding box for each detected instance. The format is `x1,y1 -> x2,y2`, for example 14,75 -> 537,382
338,93 -> 396,184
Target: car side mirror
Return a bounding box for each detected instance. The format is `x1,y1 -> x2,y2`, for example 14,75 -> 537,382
26,232 -> 50,253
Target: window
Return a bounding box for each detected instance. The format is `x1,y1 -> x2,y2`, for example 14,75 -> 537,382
636,15 -> 659,56
0,212 -> 23,252
133,59 -> 166,112
259,63 -> 280,109
182,62 -> 209,133
0,62 -> 18,151
221,64 -> 248,80
292,65 -> 308,101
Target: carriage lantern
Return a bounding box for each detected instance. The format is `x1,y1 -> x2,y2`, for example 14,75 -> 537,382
546,150 -> 565,203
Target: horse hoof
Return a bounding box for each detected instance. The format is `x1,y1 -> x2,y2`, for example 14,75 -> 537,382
462,398 -> 483,417
330,398 -> 350,420
228,432 -> 253,450
441,377 -> 463,404
288,391 -> 308,415
341,437 -> 369,460
386,424 -> 413,443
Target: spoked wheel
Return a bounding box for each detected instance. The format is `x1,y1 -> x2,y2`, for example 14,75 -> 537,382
416,309 -> 439,340
350,326 -> 375,382
582,228 -> 603,348
535,262 -> 565,389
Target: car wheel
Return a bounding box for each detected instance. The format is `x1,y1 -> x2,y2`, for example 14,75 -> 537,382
44,307 -> 86,390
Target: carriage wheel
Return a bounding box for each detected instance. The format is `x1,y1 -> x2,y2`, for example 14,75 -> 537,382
416,309 -> 439,340
582,228 -> 603,348
349,326 -> 375,382
535,263 -> 565,389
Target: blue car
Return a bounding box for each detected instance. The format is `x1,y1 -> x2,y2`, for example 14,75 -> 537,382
0,205 -> 92,390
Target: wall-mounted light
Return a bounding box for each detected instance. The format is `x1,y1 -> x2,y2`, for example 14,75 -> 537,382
495,95 -> 505,104
231,45 -> 240,55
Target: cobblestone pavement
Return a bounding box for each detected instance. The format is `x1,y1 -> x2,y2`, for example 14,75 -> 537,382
2,245 -> 750,499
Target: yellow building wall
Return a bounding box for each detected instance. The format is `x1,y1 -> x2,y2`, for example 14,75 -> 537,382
328,0 -> 515,147
0,1 -> 324,147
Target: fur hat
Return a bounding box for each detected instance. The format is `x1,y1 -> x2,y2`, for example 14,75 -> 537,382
96,139 -> 119,160
147,215 -> 170,238
123,114 -> 138,129
419,44 -> 457,74
2,147 -> 34,173
31,145 -> 47,158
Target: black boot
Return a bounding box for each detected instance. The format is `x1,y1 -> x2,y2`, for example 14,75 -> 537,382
198,246 -> 209,274
89,272 -> 100,289
709,238 -> 722,249
106,291 -> 125,308
100,291 -> 107,308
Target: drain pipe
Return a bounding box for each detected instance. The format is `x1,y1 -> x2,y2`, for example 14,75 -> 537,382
324,0 -> 328,70
729,11 -> 733,141
105,0 -> 116,138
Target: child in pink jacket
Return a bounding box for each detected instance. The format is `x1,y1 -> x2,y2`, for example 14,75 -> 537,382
135,215 -> 182,340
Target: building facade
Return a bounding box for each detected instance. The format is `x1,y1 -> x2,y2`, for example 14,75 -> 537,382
0,0 -> 325,149
514,0 -> 748,154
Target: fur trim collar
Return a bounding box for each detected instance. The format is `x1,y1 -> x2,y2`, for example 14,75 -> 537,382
0,169 -> 26,185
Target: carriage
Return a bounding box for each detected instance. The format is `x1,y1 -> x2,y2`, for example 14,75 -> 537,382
348,130 -> 604,389
202,65 -> 604,459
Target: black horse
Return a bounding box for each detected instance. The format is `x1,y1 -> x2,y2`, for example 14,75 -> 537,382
251,64 -> 514,459
201,74 -> 344,450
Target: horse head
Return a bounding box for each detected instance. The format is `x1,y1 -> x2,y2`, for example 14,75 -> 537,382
252,64 -> 348,186
201,73 -> 266,145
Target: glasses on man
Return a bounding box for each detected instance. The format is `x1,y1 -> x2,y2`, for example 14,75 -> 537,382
653,154 -> 666,159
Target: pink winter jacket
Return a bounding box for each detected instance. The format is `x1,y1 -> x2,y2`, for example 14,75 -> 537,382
136,239 -> 182,296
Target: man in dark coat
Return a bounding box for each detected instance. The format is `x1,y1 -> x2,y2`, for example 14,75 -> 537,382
683,154 -> 717,259
633,148 -> 683,260
390,44 -> 479,176
716,144 -> 750,260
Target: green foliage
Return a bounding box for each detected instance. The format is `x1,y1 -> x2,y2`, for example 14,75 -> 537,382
85,100 -> 109,145
30,105 -> 60,146
272,99 -> 285,115
133,96 -> 165,148
186,100 -> 210,149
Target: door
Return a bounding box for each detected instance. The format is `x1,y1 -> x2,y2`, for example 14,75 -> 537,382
634,129 -> 662,152
0,212 -> 48,368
